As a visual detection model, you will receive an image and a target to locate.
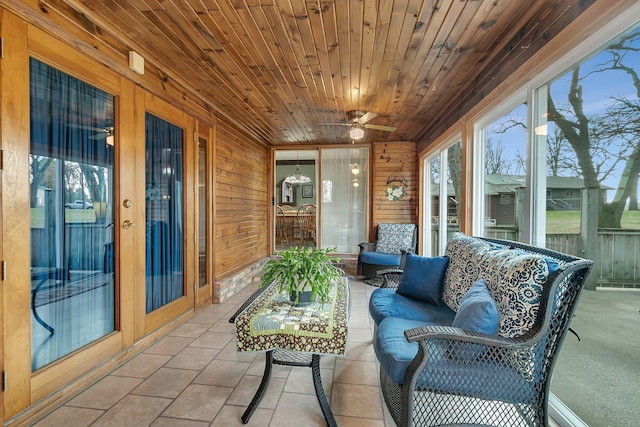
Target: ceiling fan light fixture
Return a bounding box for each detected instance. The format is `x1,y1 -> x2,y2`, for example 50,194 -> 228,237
349,127 -> 364,140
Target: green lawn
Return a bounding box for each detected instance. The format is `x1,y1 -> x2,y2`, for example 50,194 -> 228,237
546,210 -> 640,233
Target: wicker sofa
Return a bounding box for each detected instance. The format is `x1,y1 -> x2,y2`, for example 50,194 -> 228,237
369,232 -> 593,427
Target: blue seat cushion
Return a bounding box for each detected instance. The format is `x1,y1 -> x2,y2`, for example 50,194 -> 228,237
369,288 -> 456,325
375,317 -> 537,403
360,251 -> 401,266
374,317 -> 441,384
396,253 -> 449,305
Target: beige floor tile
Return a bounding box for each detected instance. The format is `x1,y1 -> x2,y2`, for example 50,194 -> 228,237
91,395 -> 172,427
207,318 -> 236,333
133,367 -> 199,398
67,375 -> 143,409
347,327 -> 374,343
169,322 -> 211,338
334,415 -> 386,427
111,353 -> 172,378
283,366 -> 333,396
344,340 -> 376,361
165,347 -> 219,371
334,359 -> 378,386
188,331 -> 233,350
226,374 -> 286,409
193,359 -> 251,387
150,417 -> 210,427
331,383 -> 384,419
246,357 -> 292,378
145,336 -> 194,356
162,384 -> 233,421
32,406 -> 103,427
213,405 -> 273,427
214,340 -> 258,363
349,314 -> 372,329
269,392 -> 326,427
189,310 -> 226,325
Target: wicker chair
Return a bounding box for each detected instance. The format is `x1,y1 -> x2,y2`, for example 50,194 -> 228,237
357,223 -> 417,282
377,237 -> 593,427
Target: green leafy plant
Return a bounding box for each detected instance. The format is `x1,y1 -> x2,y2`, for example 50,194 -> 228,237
260,246 -> 344,304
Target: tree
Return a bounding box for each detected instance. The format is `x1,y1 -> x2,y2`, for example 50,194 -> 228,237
548,28 -> 640,228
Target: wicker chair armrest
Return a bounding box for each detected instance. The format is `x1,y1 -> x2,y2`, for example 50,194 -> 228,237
404,324 -> 521,348
378,268 -> 403,289
228,284 -> 270,323
358,242 -> 376,253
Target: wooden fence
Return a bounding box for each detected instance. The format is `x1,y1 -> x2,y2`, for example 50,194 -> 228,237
434,227 -> 640,289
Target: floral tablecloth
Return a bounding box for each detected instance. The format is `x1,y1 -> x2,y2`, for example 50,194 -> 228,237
235,277 -> 350,356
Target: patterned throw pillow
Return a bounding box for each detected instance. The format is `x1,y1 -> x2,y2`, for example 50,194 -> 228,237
441,233 -> 500,311
479,249 -> 549,338
375,223 -> 416,255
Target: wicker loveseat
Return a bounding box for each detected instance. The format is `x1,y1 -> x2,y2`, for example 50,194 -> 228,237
369,232 -> 593,427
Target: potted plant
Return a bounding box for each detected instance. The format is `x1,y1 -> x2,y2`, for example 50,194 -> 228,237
260,246 -> 344,304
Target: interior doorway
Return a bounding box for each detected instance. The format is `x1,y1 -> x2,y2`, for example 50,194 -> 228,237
274,150 -> 318,250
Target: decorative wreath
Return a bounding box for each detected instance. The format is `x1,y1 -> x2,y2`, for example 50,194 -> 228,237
386,175 -> 408,202
386,185 -> 405,201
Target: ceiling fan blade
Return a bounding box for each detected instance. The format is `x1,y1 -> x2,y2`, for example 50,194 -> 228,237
357,112 -> 377,124
364,124 -> 397,132
317,122 -> 351,126
341,128 -> 352,138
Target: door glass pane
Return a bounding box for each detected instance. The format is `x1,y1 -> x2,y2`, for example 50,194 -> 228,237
480,102 -> 527,240
321,148 -> 369,252
145,113 -> 184,313
274,150 -> 317,250
540,24 -> 640,427
29,58 -> 115,371
198,136 -> 207,287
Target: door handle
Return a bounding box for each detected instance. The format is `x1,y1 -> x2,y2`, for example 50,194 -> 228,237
122,220 -> 136,230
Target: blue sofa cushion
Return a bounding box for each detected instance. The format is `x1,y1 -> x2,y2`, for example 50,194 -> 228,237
396,253 -> 449,305
369,288 -> 456,326
360,251 -> 402,267
375,223 -> 416,255
449,279 -> 499,361
452,279 -> 500,335
375,316 -> 536,404
374,317 -> 444,384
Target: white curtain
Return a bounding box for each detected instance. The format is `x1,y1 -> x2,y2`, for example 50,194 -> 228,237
320,148 -> 369,253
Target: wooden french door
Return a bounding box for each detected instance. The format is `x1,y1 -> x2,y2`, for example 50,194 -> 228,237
141,94 -> 196,335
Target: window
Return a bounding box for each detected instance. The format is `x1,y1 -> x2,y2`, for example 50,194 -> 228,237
475,100 -> 528,239
423,139 -> 461,255
533,22 -> 640,427
29,58 -> 115,371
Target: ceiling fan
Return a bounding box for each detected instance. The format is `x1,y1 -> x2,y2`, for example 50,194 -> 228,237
320,111 -> 397,140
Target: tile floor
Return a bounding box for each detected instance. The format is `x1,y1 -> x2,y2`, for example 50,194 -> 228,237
32,279 -> 395,427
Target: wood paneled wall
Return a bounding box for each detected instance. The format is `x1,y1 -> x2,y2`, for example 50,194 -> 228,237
371,142 -> 417,233
215,119 -> 269,281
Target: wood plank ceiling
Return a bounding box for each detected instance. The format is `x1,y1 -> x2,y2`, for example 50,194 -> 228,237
15,0 -> 593,146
